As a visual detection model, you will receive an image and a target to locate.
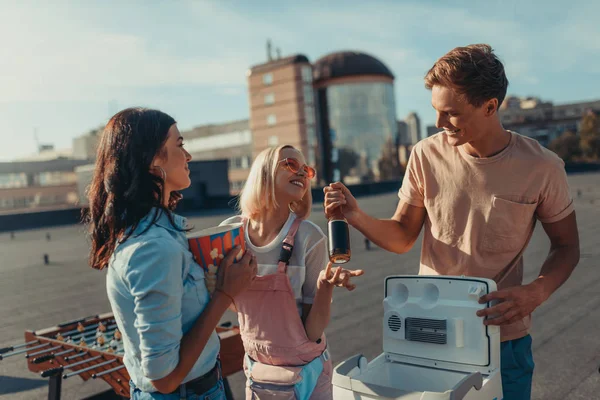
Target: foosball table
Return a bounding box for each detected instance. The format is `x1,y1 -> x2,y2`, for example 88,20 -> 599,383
0,312 -> 245,399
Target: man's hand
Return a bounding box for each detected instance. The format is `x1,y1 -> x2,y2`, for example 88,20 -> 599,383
323,182 -> 361,224
476,282 -> 546,326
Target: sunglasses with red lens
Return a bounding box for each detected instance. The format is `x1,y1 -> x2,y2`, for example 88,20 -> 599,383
279,158 -> 316,179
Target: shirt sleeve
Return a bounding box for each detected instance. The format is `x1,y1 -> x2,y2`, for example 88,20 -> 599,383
536,157 -> 574,223
302,236 -> 328,304
124,239 -> 184,381
398,144 -> 426,208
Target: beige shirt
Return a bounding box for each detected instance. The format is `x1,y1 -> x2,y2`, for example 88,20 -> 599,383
399,131 -> 574,341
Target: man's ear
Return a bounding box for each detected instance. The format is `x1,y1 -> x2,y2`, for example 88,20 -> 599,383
485,98 -> 499,116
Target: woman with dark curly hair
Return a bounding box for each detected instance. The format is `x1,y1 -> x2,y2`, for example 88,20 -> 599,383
86,107 -> 257,399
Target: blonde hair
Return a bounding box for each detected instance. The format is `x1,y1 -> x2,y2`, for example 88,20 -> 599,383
238,145 -> 313,219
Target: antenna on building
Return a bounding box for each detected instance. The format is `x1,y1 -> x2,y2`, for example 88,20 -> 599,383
267,39 -> 273,61
276,47 -> 281,59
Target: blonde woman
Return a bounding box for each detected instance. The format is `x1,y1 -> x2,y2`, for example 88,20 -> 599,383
220,145 -> 363,399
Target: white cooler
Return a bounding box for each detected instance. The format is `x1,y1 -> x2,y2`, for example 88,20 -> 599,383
332,275 -> 503,400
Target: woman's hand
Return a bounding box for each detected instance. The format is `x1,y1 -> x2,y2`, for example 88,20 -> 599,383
317,262 -> 364,291
217,246 -> 257,299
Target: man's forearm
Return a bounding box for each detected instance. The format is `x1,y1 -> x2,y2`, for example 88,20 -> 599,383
350,209 -> 418,254
533,244 -> 580,302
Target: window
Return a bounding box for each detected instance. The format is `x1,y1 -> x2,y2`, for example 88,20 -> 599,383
301,66 -> 312,83
263,73 -> 273,85
267,114 -> 277,126
229,157 -> 242,169
333,169 -> 340,182
268,136 -> 279,146
331,148 -> 339,163
303,85 -> 314,104
0,173 -> 27,189
230,156 -> 251,170
305,105 -> 315,125
308,149 -> 316,166
35,171 -> 77,186
241,156 -> 250,169
230,180 -> 246,192
264,93 -> 275,105
306,127 -> 316,145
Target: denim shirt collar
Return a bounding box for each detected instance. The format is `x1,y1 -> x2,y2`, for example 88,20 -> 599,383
136,207 -> 188,235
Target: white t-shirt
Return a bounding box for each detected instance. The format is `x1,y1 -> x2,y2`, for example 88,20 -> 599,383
220,213 -> 328,315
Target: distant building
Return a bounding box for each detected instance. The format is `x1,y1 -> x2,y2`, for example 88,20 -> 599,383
397,121 -> 409,145
397,145 -> 411,167
500,96 -> 600,146
75,159 -> 230,211
313,51 -> 399,183
184,46 -> 407,187
405,112 -> 421,144
426,125 -> 440,138
0,159 -> 89,213
247,54 -> 316,166
181,119 -> 252,194
72,127 -> 102,160
178,160 -> 230,211
15,145 -> 74,162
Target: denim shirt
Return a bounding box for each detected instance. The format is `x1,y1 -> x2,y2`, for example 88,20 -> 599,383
106,208 -> 220,393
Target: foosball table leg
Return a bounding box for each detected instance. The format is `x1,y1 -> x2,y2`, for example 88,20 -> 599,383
223,377 -> 234,400
48,374 -> 62,400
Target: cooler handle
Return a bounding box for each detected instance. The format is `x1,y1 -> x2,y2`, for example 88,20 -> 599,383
449,372 -> 483,400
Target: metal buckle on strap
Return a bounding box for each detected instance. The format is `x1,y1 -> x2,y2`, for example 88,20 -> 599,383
321,348 -> 330,362
279,243 -> 294,265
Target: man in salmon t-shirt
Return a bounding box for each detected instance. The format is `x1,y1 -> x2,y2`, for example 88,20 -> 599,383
323,44 -> 580,400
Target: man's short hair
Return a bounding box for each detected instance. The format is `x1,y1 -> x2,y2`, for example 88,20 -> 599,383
425,44 -> 509,109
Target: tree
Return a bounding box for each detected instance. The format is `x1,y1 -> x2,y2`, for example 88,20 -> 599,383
337,147 -> 360,180
378,136 -> 402,180
579,110 -> 600,160
549,131 -> 581,162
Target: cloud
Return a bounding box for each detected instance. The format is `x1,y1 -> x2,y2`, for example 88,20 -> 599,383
547,3 -> 600,73
0,0 -> 597,161
0,31 -> 251,102
0,2 -> 271,102
5,0 -> 594,104
297,2 -> 543,85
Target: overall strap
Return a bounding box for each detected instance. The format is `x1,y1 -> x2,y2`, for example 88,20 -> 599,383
277,218 -> 303,274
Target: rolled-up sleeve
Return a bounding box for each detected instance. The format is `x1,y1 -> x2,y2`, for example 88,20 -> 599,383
536,157 -> 574,224
124,240 -> 183,381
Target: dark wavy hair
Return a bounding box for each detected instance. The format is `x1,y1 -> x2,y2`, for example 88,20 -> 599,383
424,44 -> 509,110
85,107 -> 183,270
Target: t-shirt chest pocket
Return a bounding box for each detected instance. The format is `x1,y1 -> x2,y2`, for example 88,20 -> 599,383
482,196 -> 538,253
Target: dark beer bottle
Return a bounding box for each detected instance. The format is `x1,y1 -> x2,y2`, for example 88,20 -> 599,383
328,208 -> 351,264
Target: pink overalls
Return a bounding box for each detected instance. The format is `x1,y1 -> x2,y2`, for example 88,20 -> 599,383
235,218 -> 333,399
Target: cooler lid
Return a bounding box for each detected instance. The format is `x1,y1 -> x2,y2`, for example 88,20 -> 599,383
382,275 -> 500,375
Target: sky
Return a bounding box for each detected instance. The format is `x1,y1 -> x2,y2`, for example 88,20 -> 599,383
1,0 -> 599,161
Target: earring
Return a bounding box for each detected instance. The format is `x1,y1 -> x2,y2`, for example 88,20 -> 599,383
153,166 -> 167,182
153,166 -> 167,206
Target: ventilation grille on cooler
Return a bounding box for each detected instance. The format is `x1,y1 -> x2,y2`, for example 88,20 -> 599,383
387,315 -> 402,332
405,317 -> 447,344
